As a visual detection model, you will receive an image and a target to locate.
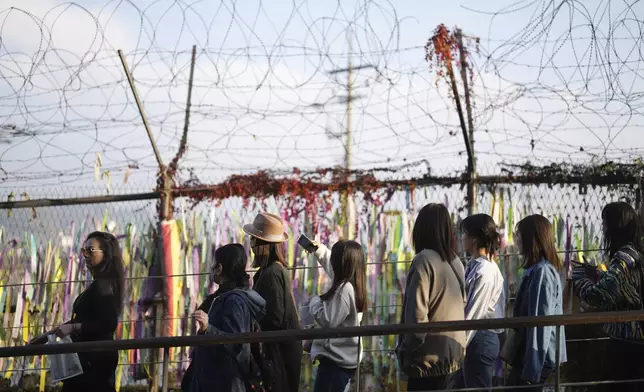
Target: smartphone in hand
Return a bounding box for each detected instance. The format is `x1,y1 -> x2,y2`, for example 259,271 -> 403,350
570,259 -> 584,267
298,234 -> 319,253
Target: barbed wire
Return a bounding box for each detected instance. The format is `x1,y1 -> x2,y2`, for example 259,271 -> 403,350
0,0 -> 641,188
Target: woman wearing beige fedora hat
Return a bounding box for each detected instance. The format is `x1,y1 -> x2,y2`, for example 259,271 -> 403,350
244,212 -> 302,392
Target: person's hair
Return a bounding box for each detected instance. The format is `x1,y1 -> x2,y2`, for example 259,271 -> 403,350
86,231 -> 125,313
319,240 -> 368,312
602,201 -> 644,257
515,215 -> 562,270
460,214 -> 501,257
251,237 -> 288,269
412,203 -> 457,261
214,243 -> 251,288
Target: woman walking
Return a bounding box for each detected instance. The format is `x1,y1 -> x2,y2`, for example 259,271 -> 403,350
182,244 -> 266,392
54,231 -> 124,392
307,240 -> 367,392
243,212 -> 302,392
573,202 -> 644,391
456,214 -> 505,391
396,203 -> 466,391
502,215 -> 567,391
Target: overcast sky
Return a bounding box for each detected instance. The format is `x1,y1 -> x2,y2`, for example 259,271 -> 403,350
0,0 -> 642,196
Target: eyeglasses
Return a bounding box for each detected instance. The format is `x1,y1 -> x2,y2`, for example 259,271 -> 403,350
81,247 -> 103,257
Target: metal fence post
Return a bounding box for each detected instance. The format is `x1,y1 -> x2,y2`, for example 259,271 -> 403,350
355,337 -> 361,392
151,298 -> 164,391
161,346 -> 170,392
555,325 -> 561,392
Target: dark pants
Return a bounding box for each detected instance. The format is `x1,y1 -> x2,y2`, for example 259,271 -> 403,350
506,365 -> 553,392
61,351 -> 117,392
407,373 -> 453,391
594,338 -> 644,391
456,330 -> 500,391
61,372 -> 117,392
313,357 -> 355,392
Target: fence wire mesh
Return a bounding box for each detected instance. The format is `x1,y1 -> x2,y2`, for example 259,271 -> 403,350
1,0 -> 644,390
0,180 -> 638,390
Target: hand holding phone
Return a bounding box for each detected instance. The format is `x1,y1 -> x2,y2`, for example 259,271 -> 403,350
570,259 -> 584,267
298,234 -> 319,253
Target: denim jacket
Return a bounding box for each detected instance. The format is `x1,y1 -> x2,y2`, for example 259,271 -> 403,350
514,260 -> 567,383
184,288 -> 266,392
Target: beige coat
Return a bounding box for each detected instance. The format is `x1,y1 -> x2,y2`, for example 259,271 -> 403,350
396,249 -> 467,378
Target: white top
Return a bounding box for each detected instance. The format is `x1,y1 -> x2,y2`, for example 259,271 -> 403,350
464,256 -> 506,345
308,244 -> 363,369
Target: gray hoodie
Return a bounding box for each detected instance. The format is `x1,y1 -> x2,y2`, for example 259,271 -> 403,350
309,244 -> 363,369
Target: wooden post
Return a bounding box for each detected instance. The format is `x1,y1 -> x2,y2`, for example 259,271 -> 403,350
118,49 -> 167,391
455,29 -> 477,215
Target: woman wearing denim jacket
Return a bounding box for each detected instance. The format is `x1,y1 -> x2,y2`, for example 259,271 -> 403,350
182,244 -> 267,392
505,215 -> 567,391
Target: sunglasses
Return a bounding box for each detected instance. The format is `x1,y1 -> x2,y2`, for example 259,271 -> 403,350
80,247 -> 103,257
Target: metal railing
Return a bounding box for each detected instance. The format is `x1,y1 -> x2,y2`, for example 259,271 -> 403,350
2,311 -> 644,391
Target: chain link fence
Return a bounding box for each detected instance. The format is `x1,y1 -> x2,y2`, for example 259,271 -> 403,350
0,178 -> 639,391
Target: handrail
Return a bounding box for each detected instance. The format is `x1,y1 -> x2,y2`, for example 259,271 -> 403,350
2,310 -> 643,358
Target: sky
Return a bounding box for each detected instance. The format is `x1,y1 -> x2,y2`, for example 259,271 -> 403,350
0,0 -> 642,197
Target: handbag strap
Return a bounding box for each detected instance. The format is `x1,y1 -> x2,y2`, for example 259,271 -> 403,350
447,259 -> 466,301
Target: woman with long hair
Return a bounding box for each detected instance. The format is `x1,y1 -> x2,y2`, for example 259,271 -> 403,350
182,244 -> 266,392
456,214 -> 505,391
502,215 -> 567,391
53,231 -> 125,392
573,202 -> 644,390
395,203 -> 466,391
306,240 -> 367,392
243,212 -> 302,392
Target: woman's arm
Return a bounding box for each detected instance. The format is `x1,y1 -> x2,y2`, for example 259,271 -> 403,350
313,244 -> 334,280
309,285 -> 351,328
203,295 -> 248,356
521,266 -> 558,383
401,256 -> 432,352
573,250 -> 635,309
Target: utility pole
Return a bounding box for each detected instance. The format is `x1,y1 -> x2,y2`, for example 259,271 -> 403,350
326,33 -> 377,238
327,30 -> 364,240
344,31 -> 354,240
345,30 -> 353,173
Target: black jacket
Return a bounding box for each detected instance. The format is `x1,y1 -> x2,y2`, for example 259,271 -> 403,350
253,262 -> 302,392
63,280 -> 120,391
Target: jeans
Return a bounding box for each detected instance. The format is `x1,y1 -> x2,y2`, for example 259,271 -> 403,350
313,357 -> 355,392
407,374 -> 453,391
457,330 -> 500,391
506,364 -> 554,392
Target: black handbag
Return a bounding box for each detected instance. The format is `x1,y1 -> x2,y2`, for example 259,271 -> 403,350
499,272 -> 532,365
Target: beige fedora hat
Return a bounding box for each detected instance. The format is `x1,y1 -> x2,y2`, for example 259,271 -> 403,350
243,212 -> 289,243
